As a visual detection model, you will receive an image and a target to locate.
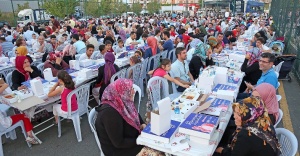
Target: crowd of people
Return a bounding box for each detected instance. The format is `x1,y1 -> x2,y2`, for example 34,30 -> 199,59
0,11 -> 283,155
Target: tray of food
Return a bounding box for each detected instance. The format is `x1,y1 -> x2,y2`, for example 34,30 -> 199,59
2,93 -> 17,103
179,88 -> 200,102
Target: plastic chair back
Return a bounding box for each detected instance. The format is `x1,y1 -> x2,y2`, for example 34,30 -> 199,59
147,76 -> 169,109
31,61 -> 42,67
274,109 -> 283,127
167,49 -> 176,63
88,108 -> 104,155
160,50 -> 168,59
168,70 -> 178,94
37,63 -> 44,72
274,61 -> 284,73
0,67 -> 15,79
147,54 -> 160,72
275,128 -> 298,156
5,72 -> 13,87
110,68 -> 127,83
133,84 -> 142,113
126,63 -> 142,85
67,83 -> 91,117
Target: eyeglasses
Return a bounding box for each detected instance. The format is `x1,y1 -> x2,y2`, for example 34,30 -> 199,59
259,60 -> 270,64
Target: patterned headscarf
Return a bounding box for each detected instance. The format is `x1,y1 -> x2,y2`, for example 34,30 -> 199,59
207,36 -> 218,48
190,38 -> 202,48
101,79 -> 141,133
248,47 -> 262,67
231,97 -> 281,155
16,46 -> 28,56
194,42 -> 210,60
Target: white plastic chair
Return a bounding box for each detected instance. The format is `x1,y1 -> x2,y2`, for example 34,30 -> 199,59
276,95 -> 282,102
91,51 -> 101,60
147,76 -> 169,109
274,109 -> 283,127
147,54 -> 160,72
7,51 -> 15,58
126,63 -> 142,85
37,63 -> 44,72
75,54 -> 81,60
160,50 -> 168,59
168,70 -> 183,100
57,83 -> 91,142
167,49 -> 176,63
5,72 -> 13,87
203,35 -> 208,44
275,128 -> 298,156
0,120 -> 32,156
110,68 -> 127,83
276,81 -> 280,90
275,71 -> 279,78
31,61 -> 42,67
273,61 -> 284,73
88,108 -> 105,156
0,67 -> 15,79
185,42 -> 191,51
133,84 -> 142,113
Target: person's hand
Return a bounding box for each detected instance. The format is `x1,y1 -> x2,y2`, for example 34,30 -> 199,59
18,85 -> 27,91
215,147 -> 224,153
56,57 -> 62,64
183,84 -> 190,88
245,82 -> 254,91
246,53 -> 251,59
24,67 -> 33,73
140,124 -> 146,130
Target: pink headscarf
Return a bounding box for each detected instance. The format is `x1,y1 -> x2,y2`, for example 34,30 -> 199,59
146,36 -> 158,55
101,79 -> 141,133
254,83 -> 279,122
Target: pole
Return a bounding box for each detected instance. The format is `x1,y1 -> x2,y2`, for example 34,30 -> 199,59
201,0 -> 204,10
10,0 -> 16,25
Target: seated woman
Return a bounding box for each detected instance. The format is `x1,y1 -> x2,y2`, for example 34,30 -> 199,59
253,83 -> 279,125
11,56 -> 42,90
62,44 -> 76,64
174,35 -> 184,48
207,36 -> 222,54
215,96 -> 281,156
0,83 -> 41,144
95,79 -> 164,156
16,46 -> 33,63
44,52 -> 69,76
12,37 -> 29,55
47,70 -> 78,124
239,51 -> 262,93
95,52 -> 120,101
189,42 -> 214,79
146,36 -> 160,56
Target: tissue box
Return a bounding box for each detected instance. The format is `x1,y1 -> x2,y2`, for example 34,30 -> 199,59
30,79 -> 45,96
0,57 -> 9,63
69,60 -> 80,70
229,53 -> 245,62
80,59 -> 93,67
78,68 -> 93,79
215,67 -> 228,85
151,97 -> 172,136
216,90 -> 235,102
9,57 -> 16,65
43,68 -> 55,81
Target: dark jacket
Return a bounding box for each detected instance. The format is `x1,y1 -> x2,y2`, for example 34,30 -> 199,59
11,66 -> 42,90
239,59 -> 262,93
189,55 -> 214,79
95,105 -> 144,156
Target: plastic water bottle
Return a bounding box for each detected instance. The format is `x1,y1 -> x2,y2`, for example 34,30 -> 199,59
199,67 -> 203,76
174,102 -> 180,120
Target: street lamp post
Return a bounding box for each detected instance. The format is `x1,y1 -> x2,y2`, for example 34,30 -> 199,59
10,0 -> 16,25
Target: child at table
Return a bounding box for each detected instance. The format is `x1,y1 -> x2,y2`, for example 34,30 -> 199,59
134,50 -> 144,62
0,83 -> 42,144
114,39 -> 125,54
48,70 -> 78,124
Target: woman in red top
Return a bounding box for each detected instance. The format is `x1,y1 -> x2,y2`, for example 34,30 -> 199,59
170,25 -> 176,37
48,70 -> 78,124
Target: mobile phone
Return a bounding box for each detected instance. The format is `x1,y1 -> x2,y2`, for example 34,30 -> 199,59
244,81 -> 248,84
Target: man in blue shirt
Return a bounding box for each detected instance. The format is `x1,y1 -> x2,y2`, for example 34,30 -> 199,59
72,34 -> 86,54
159,31 -> 174,52
0,37 -> 14,55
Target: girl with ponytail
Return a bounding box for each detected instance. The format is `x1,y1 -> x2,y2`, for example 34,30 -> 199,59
48,70 -> 78,124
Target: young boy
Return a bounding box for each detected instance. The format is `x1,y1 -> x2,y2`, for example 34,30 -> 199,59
105,40 -> 114,53
114,39 -> 125,53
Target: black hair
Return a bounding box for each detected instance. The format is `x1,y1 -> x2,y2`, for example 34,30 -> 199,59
99,44 -> 106,52
225,31 -> 233,37
142,33 -> 148,38
57,70 -> 75,90
86,44 -> 95,50
72,34 -> 79,41
117,39 -> 123,43
130,32 -> 135,36
50,35 -> 56,39
134,50 -> 143,57
256,37 -> 266,44
260,53 -> 275,63
62,34 -> 68,37
50,16 -> 55,19
7,31 -> 11,35
105,40 -> 112,45
155,29 -> 161,35
163,31 -> 170,38
175,47 -> 185,58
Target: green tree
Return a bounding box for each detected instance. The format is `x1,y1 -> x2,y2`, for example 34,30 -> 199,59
131,2 -> 142,14
85,0 -> 101,17
98,0 -> 112,16
113,1 -> 128,15
147,0 -> 161,14
43,0 -> 79,18
16,2 -> 31,12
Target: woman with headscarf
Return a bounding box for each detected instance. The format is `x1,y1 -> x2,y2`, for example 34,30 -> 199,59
15,46 -> 33,63
117,27 -> 127,42
252,83 -> 279,125
189,42 -> 213,79
146,36 -> 159,56
11,56 -> 42,90
95,52 -> 120,101
239,48 -> 262,93
207,36 -> 219,53
95,79 -> 164,156
44,52 -> 69,76
215,96 -> 281,156
62,44 -> 76,64
91,26 -> 98,36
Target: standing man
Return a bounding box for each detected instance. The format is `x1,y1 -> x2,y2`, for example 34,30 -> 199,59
50,16 -> 61,30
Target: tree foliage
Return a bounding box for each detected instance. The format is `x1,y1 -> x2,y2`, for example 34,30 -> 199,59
147,0 -> 161,14
43,0 -> 79,18
84,0 -> 101,17
131,3 -> 142,14
16,2 -> 31,12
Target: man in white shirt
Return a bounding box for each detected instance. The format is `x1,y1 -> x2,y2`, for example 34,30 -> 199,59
85,32 -> 99,51
30,33 -> 38,46
125,32 -> 139,46
5,31 -> 13,42
32,36 -> 53,53
256,37 -> 271,53
23,26 -> 36,41
72,34 -> 86,54
79,44 -> 94,61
